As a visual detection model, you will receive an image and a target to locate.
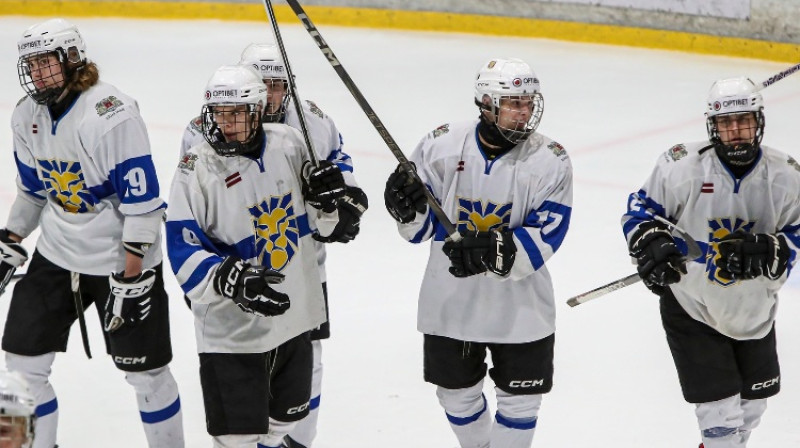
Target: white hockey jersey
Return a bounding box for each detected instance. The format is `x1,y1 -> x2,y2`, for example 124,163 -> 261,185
180,99 -> 357,282
8,82 -> 165,275
398,120 -> 573,344
166,123 -> 332,353
622,142 -> 800,340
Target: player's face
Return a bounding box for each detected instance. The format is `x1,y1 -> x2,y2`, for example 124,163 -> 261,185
212,105 -> 254,143
264,78 -> 287,114
497,96 -> 534,131
23,52 -> 64,91
0,417 -> 27,448
716,112 -> 757,146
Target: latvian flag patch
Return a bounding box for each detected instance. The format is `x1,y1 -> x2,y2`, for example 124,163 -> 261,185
226,172 -> 242,188
32,124 -> 38,134
701,182 -> 714,193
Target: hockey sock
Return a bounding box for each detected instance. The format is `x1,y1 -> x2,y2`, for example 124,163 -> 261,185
264,418 -> 297,447
696,395 -> 745,448
287,340 -> 323,447
738,398 -> 767,444
436,382 -> 491,448
125,366 -> 184,447
6,353 -> 59,448
491,389 -> 540,448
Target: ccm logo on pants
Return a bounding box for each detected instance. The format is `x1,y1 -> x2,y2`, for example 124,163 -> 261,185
751,376 -> 780,391
287,402 -> 310,415
114,356 -> 147,365
509,379 -> 544,388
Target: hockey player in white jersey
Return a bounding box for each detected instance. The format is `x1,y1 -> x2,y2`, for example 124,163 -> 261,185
0,371 -> 36,448
384,58 -> 572,448
622,77 -> 800,448
179,43 -> 367,448
0,18 -> 184,448
166,64 -> 353,448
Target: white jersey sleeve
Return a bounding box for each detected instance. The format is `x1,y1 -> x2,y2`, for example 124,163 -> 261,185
179,115 -> 204,159
622,142 -> 800,339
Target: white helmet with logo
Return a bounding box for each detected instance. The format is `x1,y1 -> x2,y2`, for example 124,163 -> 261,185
201,65 -> 268,156
705,77 -> 765,166
0,370 -> 36,448
474,58 -> 544,144
239,43 -> 289,123
17,18 -> 88,104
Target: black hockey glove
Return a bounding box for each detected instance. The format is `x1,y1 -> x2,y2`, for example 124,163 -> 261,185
442,231 -> 490,278
485,229 -> 517,277
104,269 -> 156,332
314,186 -> 368,243
213,257 -> 290,317
303,160 -> 346,213
629,221 -> 687,295
0,229 -> 28,297
384,165 -> 428,224
716,231 -> 789,281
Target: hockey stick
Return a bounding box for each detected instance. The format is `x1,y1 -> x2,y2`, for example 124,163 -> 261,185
566,216 -> 703,308
70,272 -> 92,358
283,0 -> 461,241
757,62 -> 800,91
261,0 -> 319,167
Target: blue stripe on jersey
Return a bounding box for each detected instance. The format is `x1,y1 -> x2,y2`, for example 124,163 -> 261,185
108,154 -> 162,205
528,200 -> 571,252
446,394 -> 487,426
165,220 -> 224,273
495,412 -> 537,430
514,227 -> 545,270
622,190 -> 668,237
411,212 -> 435,244
326,147 -> 354,173
140,397 -> 181,424
35,397 -> 58,417
13,153 -> 46,199
310,394 -> 321,410
87,179 -> 116,201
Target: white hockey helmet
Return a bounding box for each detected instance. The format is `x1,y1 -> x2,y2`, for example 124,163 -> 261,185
0,371 -> 36,448
474,58 -> 544,144
705,77 -> 765,166
239,43 -> 289,123
17,18 -> 88,104
201,65 -> 268,156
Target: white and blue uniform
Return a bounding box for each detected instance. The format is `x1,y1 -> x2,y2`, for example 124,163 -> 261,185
622,141 -> 800,341
398,119 -> 573,344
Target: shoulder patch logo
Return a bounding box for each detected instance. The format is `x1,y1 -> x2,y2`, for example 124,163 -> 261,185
306,100 -> 324,119
668,144 -> 688,161
547,141 -> 566,157
178,153 -> 198,172
190,115 -> 203,132
788,156 -> 800,173
95,96 -> 124,117
16,96 -> 27,107
432,124 -> 450,138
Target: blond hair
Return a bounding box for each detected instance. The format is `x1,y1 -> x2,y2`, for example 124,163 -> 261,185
67,61 -> 99,92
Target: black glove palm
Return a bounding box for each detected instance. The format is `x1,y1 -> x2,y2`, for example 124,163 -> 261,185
629,222 -> 687,295
303,161 -> 346,213
0,229 -> 28,297
213,257 -> 290,317
313,187 -> 368,243
717,231 -> 789,280
384,166 -> 427,224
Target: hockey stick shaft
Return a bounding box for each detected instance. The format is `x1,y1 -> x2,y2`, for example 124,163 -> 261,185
758,62 -> 800,91
284,0 -> 461,241
262,0 -> 319,167
70,272 -> 92,359
566,215 -> 703,307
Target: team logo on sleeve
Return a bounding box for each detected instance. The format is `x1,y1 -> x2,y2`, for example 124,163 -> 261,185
178,154 -> 198,172
547,141 -> 566,158
432,124 -> 450,138
706,217 -> 755,286
306,100 -> 325,119
37,159 -> 94,213
189,116 -> 203,132
668,144 -> 688,161
95,96 -> 124,117
456,198 -> 512,232
249,193 -> 300,271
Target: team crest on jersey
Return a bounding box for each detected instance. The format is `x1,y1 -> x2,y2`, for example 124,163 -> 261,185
432,124 -> 450,138
190,115 -> 203,132
787,156 -> 800,173
456,198 -> 512,232
548,141 -> 566,157
705,217 -> 756,286
37,159 -> 93,213
306,100 -> 325,119
95,96 -> 124,117
668,144 -> 688,161
178,154 -> 198,172
250,193 -> 300,271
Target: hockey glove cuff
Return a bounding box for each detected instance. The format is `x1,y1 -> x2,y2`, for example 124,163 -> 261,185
303,160 -> 346,213
484,229 -> 516,277
213,257 -> 290,317
384,164 -> 428,224
104,269 -> 156,332
629,221 -> 686,293
717,231 -> 789,280
442,231 -> 490,278
0,229 -> 28,297
314,186 -> 368,243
